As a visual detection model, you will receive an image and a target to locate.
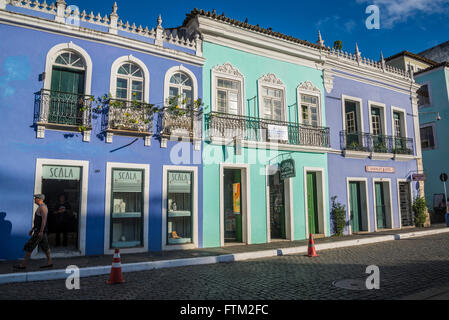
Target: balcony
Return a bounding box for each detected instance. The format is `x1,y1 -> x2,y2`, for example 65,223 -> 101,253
340,131 -> 414,159
34,89 -> 93,139
205,112 -> 330,149
105,99 -> 154,145
159,107 -> 202,150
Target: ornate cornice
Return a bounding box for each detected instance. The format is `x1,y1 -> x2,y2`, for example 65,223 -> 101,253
212,62 -> 243,78
298,80 -> 321,94
258,73 -> 284,86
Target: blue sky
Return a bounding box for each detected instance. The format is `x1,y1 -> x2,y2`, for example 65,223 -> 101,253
67,0 -> 449,60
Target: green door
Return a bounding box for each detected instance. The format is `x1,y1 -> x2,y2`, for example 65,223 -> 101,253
307,172 -> 319,234
375,182 -> 387,229
49,67 -> 85,125
349,182 -> 363,232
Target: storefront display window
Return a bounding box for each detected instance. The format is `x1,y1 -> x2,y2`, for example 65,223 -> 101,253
167,171 -> 193,245
110,169 -> 144,249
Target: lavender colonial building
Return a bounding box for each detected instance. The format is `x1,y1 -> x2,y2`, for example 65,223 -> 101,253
324,48 -> 423,234
0,1 -> 204,260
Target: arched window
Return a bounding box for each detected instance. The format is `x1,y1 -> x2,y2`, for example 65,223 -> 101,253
168,72 -> 193,108
115,62 -> 144,101
51,51 -> 86,94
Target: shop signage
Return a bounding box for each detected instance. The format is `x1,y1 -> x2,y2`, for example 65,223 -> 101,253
268,125 -> 289,141
168,172 -> 192,193
365,166 -> 395,174
280,159 -> 296,180
113,170 -> 142,193
42,165 -> 81,181
412,174 -> 427,182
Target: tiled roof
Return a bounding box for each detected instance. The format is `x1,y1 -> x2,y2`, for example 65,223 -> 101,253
182,8 -> 326,51
384,51 -> 438,66
415,61 -> 449,75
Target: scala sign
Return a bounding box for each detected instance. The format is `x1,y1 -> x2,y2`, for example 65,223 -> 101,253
280,159 -> 296,180
42,165 -> 81,181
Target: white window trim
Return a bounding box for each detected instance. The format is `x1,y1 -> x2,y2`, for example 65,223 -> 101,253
341,95 -> 364,133
164,65 -> 199,108
162,165 -> 198,251
219,163 -> 251,247
346,177 -> 371,235
368,101 -> 387,136
257,73 -> 287,121
303,167 -> 328,238
33,158 -> 89,258
44,42 -> 92,95
104,162 -> 150,255
391,106 -> 408,138
297,81 -> 322,126
109,55 -> 150,103
265,165 -> 294,243
211,62 -> 245,115
372,178 -> 395,231
420,122 -> 438,150
418,81 -> 433,108
396,179 -> 414,230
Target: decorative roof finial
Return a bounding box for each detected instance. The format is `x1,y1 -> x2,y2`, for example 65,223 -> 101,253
157,14 -> 162,28
317,30 -> 324,46
112,2 -> 118,14
355,42 -> 361,57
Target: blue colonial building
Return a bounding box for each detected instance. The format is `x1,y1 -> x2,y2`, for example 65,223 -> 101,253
0,0 -> 204,260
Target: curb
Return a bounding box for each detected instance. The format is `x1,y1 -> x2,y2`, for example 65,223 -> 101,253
1,228 -> 448,285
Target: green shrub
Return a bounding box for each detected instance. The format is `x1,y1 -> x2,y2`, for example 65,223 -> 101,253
331,196 -> 347,236
413,196 -> 428,227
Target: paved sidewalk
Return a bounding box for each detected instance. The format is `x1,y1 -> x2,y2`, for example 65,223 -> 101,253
1,224 -> 448,284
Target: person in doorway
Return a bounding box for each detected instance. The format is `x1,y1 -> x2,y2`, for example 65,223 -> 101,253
53,194 -> 72,247
14,194 -> 52,270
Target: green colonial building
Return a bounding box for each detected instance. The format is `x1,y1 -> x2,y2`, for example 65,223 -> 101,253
183,10 -> 332,247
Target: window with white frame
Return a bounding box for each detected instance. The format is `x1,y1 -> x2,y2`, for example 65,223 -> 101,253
262,86 -> 284,121
301,94 -> 319,126
115,63 -> 144,101
393,111 -> 404,137
420,124 -> 436,150
168,72 -> 193,108
371,106 -> 384,136
417,84 -> 431,107
216,78 -> 241,115
346,111 -> 356,133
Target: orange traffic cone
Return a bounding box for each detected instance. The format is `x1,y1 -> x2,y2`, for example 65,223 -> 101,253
307,234 -> 319,257
107,249 -> 125,284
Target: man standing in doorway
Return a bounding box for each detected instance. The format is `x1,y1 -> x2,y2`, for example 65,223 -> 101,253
14,194 -> 53,270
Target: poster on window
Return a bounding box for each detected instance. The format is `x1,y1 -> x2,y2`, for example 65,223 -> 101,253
233,183 -> 241,214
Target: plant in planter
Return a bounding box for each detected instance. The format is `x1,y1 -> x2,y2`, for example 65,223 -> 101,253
331,196 -> 347,236
413,196 -> 428,227
373,141 -> 388,153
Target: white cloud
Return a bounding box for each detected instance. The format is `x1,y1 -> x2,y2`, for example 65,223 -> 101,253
357,0 -> 449,28
316,15 -> 357,33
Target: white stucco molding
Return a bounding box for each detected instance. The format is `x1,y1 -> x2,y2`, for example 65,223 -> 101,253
109,54 -> 150,103
211,62 -> 245,115
44,41 -> 93,95
163,64 -> 199,107
257,73 -> 287,121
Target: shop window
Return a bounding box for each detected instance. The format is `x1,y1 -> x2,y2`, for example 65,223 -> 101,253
110,169 -> 144,249
167,171 -> 193,245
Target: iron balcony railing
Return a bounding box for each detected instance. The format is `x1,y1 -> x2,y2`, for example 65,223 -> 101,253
205,112 -> 330,148
34,89 -> 93,127
341,131 -> 414,155
107,99 -> 154,133
160,107 -> 202,139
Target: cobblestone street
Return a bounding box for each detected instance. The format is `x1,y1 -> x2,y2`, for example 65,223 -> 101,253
1,233 -> 449,300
